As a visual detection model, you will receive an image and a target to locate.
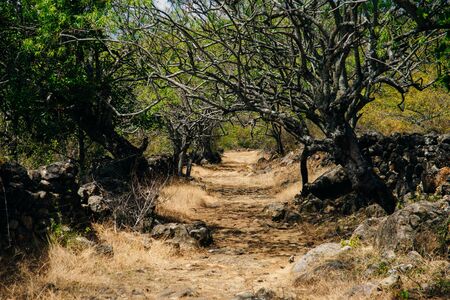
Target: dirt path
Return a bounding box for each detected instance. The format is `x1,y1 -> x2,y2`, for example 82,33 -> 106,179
152,151 -> 319,299
7,151 -> 336,300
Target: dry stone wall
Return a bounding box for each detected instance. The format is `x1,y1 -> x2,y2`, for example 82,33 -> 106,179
0,161 -> 85,250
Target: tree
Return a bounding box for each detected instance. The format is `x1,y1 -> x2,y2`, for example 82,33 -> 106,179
124,0 -> 449,213
161,92 -> 223,176
0,0 -> 156,173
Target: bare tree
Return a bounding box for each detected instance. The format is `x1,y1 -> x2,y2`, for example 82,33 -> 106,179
117,0 -> 448,213
160,92 -> 223,176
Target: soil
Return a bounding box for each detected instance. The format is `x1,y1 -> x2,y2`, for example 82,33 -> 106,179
147,151 -> 344,299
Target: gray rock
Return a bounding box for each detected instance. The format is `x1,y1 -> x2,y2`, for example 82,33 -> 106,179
77,182 -> 99,200
263,203 -> 286,221
375,199 -> 449,256
365,204 -> 387,218
94,243 -> 114,256
303,165 -> 352,199
407,250 -> 424,265
234,291 -> 255,300
292,242 -> 345,273
151,221 -> 213,247
381,250 -> 396,261
262,203 -> 301,223
352,217 -> 386,243
379,274 -> 401,289
345,282 -> 378,298
87,195 -> 109,214
74,236 -> 95,247
255,287 -> 276,300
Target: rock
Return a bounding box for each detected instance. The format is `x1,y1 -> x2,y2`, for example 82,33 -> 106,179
379,274 -> 401,289
188,221 -> 213,247
87,195 -> 109,214
296,194 -> 323,213
375,199 -> 450,256
381,250 -> 396,261
292,243 -> 345,273
263,203 -> 286,221
77,182 -> 100,200
38,161 -> 76,181
151,221 -> 213,247
345,282 -> 378,298
234,291 -> 254,300
365,204 -> 387,218
94,243 -> 114,256
262,203 -> 301,223
284,211 -> 301,223
407,250 -> 424,265
391,263 -> 413,273
74,236 -> 95,247
352,217 -> 386,243
254,287 -> 276,300
303,165 -> 352,199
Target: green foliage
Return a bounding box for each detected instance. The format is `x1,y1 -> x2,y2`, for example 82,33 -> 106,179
397,289 -> 410,299
359,81 -> 450,134
340,236 -> 360,248
217,122 -> 276,150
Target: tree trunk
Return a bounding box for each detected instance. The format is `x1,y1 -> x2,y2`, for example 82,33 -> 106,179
200,134 -> 221,164
75,106 -> 148,177
300,146 -> 309,193
186,155 -> 193,177
177,149 -> 186,177
332,124 -> 396,214
271,123 -> 285,156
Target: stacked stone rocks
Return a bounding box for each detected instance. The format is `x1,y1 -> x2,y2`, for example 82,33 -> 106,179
359,132 -> 450,199
296,133 -> 449,217
0,161 -> 84,250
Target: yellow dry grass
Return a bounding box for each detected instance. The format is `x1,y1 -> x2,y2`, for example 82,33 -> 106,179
1,224 -> 187,300
275,182 -> 302,202
156,182 -> 219,221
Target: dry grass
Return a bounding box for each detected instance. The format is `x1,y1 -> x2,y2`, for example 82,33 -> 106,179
275,182 -> 302,202
286,244 -> 450,299
156,182 -> 219,221
1,224 -> 187,300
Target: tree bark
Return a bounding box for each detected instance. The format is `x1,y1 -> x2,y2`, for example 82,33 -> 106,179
300,146 -> 309,193
201,136 -> 221,164
332,124 -> 396,214
177,149 -> 186,177
75,105 -> 148,177
271,123 -> 285,156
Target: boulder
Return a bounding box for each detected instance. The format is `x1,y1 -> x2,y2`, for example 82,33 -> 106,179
262,203 -> 301,223
292,242 -> 348,274
87,195 -> 109,215
262,203 -> 286,221
303,165 -> 352,199
344,282 -> 379,299
375,199 -> 449,256
78,182 -> 100,200
151,221 -> 213,247
352,217 -> 386,243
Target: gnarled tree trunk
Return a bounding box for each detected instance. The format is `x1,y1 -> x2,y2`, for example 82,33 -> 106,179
332,124 -> 396,214
75,104 -> 148,177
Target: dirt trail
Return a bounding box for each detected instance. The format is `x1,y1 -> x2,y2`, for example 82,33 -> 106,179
152,151 -> 321,299
8,150 -> 335,300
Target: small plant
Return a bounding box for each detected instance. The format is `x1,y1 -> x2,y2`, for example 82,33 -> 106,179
375,261 -> 390,276
398,289 -> 410,299
341,236 -> 360,248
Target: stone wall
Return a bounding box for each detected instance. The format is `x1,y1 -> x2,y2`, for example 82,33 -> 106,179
359,132 -> 450,199
0,161 -> 84,250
